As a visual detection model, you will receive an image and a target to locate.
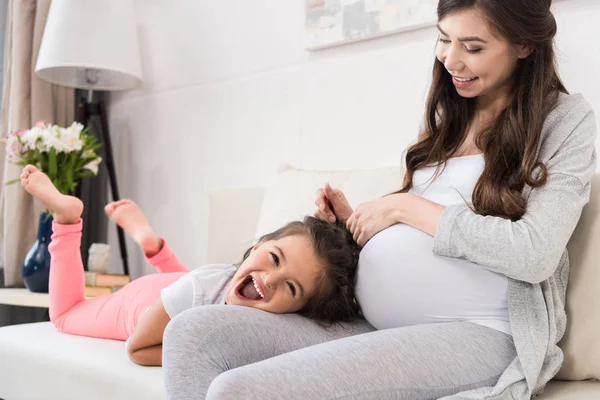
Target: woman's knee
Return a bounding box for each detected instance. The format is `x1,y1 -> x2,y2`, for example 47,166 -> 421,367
206,366 -> 288,400
205,369 -> 253,400
163,305 -> 246,399
163,305 -> 242,367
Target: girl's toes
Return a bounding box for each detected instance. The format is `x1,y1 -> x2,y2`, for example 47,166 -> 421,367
104,203 -> 116,215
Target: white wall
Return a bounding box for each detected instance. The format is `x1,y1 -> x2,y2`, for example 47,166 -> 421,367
107,0 -> 600,277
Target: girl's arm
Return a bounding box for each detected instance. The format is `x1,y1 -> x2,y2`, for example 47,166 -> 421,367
127,297 -> 171,366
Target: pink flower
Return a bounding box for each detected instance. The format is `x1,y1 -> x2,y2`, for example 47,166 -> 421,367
15,129 -> 26,136
34,120 -> 47,128
5,135 -> 21,160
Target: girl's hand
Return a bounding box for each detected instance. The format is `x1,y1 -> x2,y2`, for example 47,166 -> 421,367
314,183 -> 354,225
346,194 -> 403,247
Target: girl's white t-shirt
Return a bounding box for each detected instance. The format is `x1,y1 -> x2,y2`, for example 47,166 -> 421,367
160,264 -> 237,319
356,154 -> 512,336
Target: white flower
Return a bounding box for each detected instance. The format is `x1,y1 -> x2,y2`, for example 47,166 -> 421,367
38,127 -> 58,152
20,127 -> 42,151
69,122 -> 85,134
83,157 -> 102,175
58,124 -> 84,153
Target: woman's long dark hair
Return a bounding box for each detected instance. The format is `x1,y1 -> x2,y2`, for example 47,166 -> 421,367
395,0 -> 566,221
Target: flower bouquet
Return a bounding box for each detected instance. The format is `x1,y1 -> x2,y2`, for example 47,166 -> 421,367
4,120 -> 103,293
5,120 -> 102,194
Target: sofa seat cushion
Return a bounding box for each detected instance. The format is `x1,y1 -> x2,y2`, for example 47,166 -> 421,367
537,380 -> 600,399
0,322 -> 165,400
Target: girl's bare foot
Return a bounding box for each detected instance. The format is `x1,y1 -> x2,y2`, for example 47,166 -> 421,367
104,200 -> 162,256
20,165 -> 83,225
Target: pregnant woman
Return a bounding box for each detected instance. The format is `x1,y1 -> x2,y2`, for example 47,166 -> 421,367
162,0 -> 597,398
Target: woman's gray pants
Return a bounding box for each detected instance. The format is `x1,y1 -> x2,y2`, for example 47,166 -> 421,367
162,305 -> 516,400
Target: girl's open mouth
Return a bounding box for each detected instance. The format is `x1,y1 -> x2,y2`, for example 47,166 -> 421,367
235,275 -> 265,301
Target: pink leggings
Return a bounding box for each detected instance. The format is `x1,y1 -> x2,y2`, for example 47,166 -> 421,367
48,219 -> 189,341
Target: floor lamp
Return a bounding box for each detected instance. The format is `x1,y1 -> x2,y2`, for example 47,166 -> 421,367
34,0 -> 142,276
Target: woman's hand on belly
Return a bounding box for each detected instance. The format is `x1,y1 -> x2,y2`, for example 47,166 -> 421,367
346,194 -> 405,247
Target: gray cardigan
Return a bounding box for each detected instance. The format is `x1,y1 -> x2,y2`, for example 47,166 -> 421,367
434,93 -> 597,399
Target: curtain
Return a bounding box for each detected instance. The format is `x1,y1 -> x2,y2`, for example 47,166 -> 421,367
0,0 -> 74,326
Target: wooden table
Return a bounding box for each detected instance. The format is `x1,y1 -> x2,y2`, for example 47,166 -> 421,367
0,288 -> 50,308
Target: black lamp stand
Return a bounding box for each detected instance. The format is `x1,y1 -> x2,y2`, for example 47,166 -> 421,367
75,93 -> 129,276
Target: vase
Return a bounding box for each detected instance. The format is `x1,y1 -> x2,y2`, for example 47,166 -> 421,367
22,212 -> 53,293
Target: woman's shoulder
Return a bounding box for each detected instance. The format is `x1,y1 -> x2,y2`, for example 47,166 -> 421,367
536,92 -> 597,177
540,92 -> 596,149
546,92 -> 594,127
555,92 -> 593,113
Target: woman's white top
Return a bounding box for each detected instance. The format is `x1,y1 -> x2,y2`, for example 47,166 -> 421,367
356,154 -> 512,336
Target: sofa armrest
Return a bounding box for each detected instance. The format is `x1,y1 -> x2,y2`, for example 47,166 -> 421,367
538,380 -> 600,399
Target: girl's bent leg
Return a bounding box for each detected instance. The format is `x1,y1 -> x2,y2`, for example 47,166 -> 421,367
49,220 -> 184,340
162,305 -> 376,400
48,220 -> 86,324
205,322 -> 517,400
145,240 -> 190,273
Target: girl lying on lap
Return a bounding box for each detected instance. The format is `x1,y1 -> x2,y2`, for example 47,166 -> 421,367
19,164 -> 361,366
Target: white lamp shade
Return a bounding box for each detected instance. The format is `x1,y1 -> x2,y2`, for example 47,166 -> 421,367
35,0 -> 142,91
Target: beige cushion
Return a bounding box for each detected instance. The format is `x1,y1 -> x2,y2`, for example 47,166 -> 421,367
255,164 -> 404,237
557,173 -> 600,380
207,187 -> 265,264
537,380 -> 600,399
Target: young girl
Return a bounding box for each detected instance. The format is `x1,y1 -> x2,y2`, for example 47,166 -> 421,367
19,164 -> 361,367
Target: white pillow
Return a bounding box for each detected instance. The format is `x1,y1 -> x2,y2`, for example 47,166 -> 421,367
255,164 -> 405,238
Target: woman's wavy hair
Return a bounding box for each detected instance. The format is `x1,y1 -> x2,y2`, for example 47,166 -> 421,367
240,216 -> 361,326
393,0 -> 566,221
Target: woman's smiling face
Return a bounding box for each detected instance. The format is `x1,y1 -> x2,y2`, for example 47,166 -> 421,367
224,234 -> 324,314
435,8 -> 531,103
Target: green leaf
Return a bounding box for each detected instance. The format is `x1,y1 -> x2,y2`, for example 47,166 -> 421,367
39,152 -> 48,174
48,148 -> 57,181
5,178 -> 19,186
66,166 -> 73,192
75,170 -> 95,180
69,152 -> 78,169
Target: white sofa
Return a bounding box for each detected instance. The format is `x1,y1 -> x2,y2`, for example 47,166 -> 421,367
0,165 -> 599,400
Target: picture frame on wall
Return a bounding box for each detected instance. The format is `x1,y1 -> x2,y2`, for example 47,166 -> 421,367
304,0 -> 438,50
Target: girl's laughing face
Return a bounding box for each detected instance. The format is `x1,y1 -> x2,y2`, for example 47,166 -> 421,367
225,235 -> 324,314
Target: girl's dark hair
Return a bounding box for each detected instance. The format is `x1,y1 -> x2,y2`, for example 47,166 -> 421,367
240,216 -> 361,326
393,0 -> 565,221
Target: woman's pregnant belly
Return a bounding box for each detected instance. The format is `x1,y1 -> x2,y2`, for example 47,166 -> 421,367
356,224 -> 509,330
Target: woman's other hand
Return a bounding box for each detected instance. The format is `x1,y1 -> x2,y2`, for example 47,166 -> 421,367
346,194 -> 403,247
314,183 -> 354,225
